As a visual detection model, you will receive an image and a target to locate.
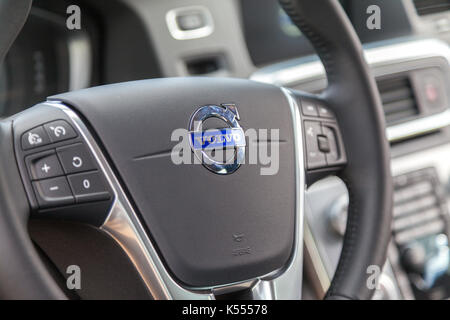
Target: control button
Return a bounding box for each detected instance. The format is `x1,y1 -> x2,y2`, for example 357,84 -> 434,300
317,104 -> 335,119
67,171 -> 110,203
416,70 -> 446,111
32,177 -> 74,208
21,126 -> 50,150
176,13 -> 205,31
300,100 -> 319,117
26,151 -> 64,180
44,120 -> 77,143
322,125 -> 343,166
57,143 -> 96,174
317,135 -> 330,153
304,121 -> 326,169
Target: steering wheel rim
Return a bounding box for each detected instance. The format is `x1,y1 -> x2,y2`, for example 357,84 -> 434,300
0,0 -> 392,300
279,0 -> 393,299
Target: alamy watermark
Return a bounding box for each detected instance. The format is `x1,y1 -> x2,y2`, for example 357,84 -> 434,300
366,5 -> 381,30
366,264 -> 381,290
66,265 -> 81,290
66,5 -> 81,30
171,127 -> 280,176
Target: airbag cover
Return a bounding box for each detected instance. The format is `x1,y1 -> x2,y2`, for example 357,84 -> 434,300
51,78 -> 296,287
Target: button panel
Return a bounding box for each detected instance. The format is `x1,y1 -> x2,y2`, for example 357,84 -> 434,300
18,118 -> 111,210
300,98 -> 346,170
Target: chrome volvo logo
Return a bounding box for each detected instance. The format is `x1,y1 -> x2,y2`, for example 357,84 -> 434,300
189,104 -> 246,175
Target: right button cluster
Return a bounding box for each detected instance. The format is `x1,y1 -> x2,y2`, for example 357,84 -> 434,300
301,98 -> 347,170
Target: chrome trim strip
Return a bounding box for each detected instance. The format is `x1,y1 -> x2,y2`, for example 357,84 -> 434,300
47,93 -> 306,300
387,109 -> 450,142
303,222 -> 330,295
251,39 -> 450,143
250,88 -> 305,300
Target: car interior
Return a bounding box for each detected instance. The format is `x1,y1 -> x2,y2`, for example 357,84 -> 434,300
0,0 -> 449,301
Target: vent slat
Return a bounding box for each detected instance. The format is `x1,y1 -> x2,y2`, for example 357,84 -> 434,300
380,87 -> 413,104
386,110 -> 420,123
414,0 -> 450,15
376,76 -> 419,124
383,98 -> 416,115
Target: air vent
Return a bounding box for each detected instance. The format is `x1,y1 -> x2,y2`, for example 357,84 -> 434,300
377,76 -> 419,124
393,168 -> 448,245
413,0 -> 450,16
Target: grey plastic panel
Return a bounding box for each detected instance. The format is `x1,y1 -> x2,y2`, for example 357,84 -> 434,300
122,0 -> 255,77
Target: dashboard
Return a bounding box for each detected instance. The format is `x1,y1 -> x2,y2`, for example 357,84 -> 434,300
2,0 -> 450,300
240,0 -> 413,66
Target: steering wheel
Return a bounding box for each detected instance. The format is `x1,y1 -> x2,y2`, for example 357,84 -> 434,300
0,0 -> 392,299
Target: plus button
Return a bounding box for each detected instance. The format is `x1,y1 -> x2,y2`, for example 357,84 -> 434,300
41,163 -> 51,173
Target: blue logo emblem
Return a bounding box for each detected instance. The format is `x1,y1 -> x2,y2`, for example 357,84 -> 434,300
189,104 -> 246,174
190,128 -> 246,150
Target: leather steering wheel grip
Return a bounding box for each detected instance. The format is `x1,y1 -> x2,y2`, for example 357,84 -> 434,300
279,0 -> 393,299
0,122 -> 66,299
0,0 -> 66,299
0,0 -> 32,64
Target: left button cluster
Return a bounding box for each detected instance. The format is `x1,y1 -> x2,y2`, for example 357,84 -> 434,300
20,120 -> 111,209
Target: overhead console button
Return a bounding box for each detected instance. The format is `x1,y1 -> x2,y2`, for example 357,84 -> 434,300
21,126 -> 51,150
32,176 -> 74,208
177,13 -> 205,31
